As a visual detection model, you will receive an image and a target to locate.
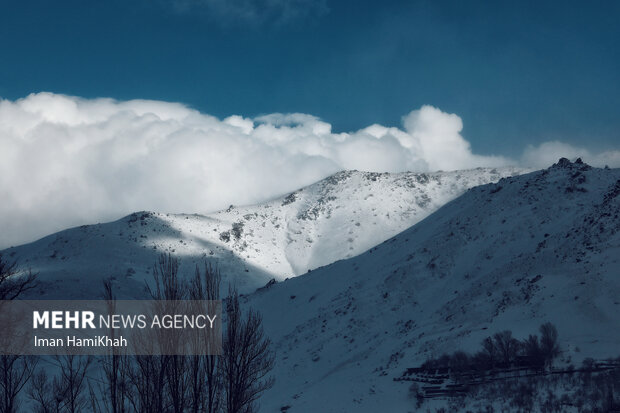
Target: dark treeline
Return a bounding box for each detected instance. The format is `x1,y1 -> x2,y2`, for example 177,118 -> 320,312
421,323 -> 561,375
416,357 -> 620,412
0,254 -> 275,413
407,324 -> 620,411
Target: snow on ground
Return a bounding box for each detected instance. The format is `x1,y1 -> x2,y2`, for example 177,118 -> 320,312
4,160 -> 619,411
245,159 -> 620,412
3,167 -> 522,299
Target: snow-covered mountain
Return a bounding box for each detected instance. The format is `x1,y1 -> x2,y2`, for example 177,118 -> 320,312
5,160 -> 619,410
3,167 -> 522,299
245,159 -> 620,412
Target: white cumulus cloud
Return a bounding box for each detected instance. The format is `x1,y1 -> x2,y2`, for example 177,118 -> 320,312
1,92 -> 617,249
521,141 -> 620,169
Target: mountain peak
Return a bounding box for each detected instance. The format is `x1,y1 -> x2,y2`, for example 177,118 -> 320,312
551,156 -> 591,171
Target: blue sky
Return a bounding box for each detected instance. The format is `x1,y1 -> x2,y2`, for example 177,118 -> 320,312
1,0 -> 620,248
1,0 -> 619,157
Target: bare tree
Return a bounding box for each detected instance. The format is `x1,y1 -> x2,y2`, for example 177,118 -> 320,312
153,254 -> 187,413
539,322 -> 560,369
27,370 -> 57,413
53,355 -> 93,413
0,255 -> 37,301
222,287 -> 274,413
0,355 -> 37,413
478,336 -> 497,369
493,330 -> 520,367
129,254 -> 188,413
522,334 -> 544,370
127,355 -> 168,413
147,253 -> 186,302
124,255 -> 274,413
188,263 -> 222,413
0,256 -> 38,413
92,279 -> 131,413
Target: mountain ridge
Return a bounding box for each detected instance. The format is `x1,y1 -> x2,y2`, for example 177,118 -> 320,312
4,167 -> 524,299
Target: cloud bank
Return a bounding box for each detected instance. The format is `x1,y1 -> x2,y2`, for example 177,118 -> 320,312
0,93 -> 618,248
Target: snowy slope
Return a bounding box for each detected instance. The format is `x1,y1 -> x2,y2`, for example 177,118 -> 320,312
3,167 -> 522,299
245,159 -> 620,412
